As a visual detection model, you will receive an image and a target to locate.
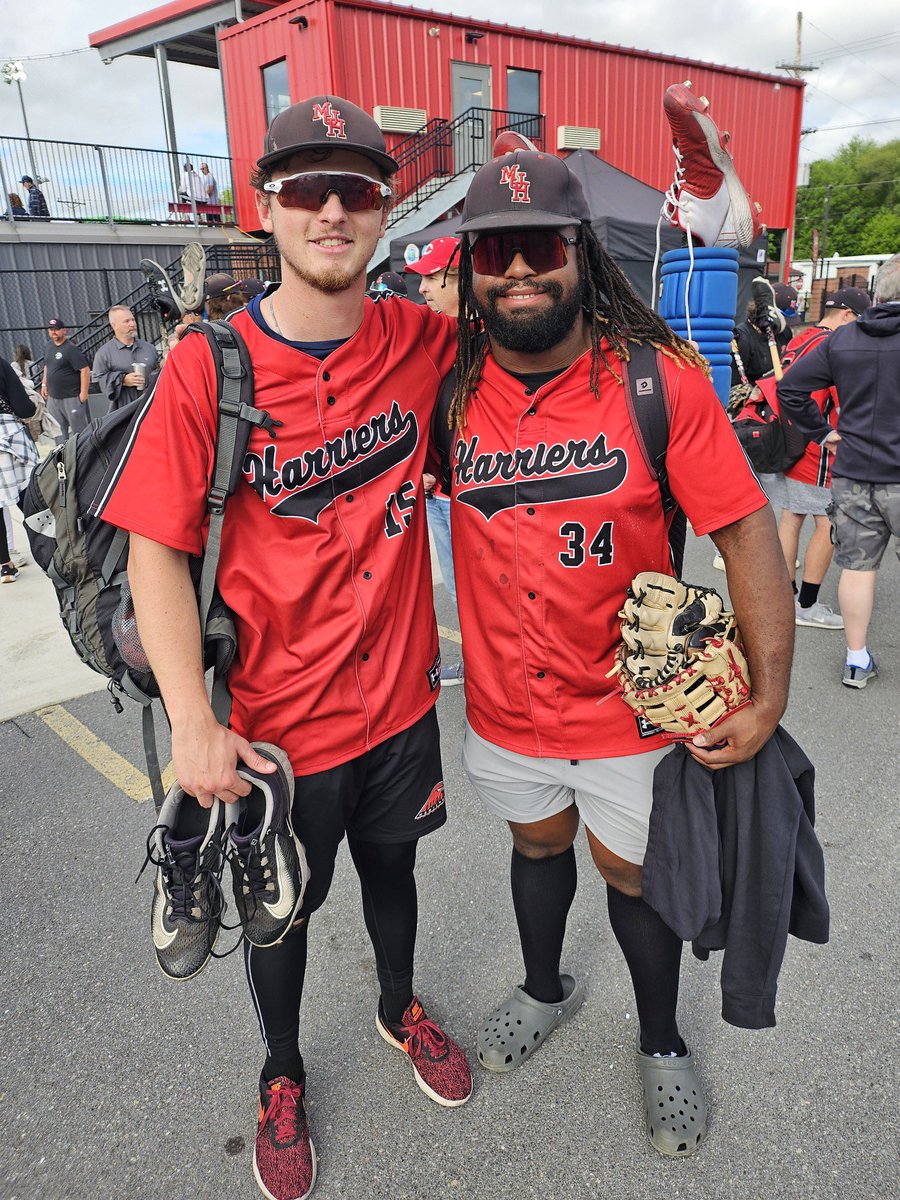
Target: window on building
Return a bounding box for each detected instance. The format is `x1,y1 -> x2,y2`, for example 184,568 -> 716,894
262,59 -> 290,127
506,68 -> 541,140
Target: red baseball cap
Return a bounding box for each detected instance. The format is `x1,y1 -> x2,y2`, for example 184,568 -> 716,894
404,236 -> 460,276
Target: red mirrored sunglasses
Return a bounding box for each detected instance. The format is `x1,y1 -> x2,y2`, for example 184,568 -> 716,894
471,231 -> 579,275
264,171 -> 392,213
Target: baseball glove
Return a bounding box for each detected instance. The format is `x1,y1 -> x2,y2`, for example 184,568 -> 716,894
607,571 -> 752,739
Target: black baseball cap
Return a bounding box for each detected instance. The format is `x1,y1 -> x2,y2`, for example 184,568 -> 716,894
458,151 -> 591,234
20,175 -> 33,184
825,287 -> 870,316
257,95 -> 398,175
204,272 -> 239,301
47,318 -> 66,329
237,277 -> 265,298
370,271 -> 407,296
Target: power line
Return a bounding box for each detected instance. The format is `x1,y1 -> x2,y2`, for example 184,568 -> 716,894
808,116 -> 900,133
804,19 -> 900,93
3,47 -> 91,63
800,178 -> 900,191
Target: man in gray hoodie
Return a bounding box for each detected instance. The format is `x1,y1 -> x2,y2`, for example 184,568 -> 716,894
777,254 -> 900,688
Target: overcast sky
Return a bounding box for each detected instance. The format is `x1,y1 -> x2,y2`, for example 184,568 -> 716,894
2,0 -> 898,170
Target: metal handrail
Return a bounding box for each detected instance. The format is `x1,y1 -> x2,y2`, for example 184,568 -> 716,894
386,108 -> 545,226
1,134 -> 234,227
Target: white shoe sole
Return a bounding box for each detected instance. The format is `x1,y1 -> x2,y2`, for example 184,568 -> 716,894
687,110 -> 755,247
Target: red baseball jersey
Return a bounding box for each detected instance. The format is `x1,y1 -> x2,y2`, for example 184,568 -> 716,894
450,347 -> 768,760
100,300 -> 456,775
781,326 -> 838,488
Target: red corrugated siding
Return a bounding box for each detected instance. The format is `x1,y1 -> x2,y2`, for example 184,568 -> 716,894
220,0 -> 802,233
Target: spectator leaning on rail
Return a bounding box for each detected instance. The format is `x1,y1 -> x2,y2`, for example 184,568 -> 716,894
777,254 -> 900,690
91,305 -> 159,411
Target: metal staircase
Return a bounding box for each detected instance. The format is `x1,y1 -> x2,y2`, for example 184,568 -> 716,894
370,107 -> 546,269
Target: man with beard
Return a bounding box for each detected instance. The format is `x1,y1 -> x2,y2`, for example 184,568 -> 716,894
446,151 -> 794,1155
99,97 -> 471,1200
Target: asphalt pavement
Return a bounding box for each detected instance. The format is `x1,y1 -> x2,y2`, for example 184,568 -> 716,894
1,519 -> 897,1200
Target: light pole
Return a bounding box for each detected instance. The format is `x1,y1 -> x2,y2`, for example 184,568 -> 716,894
2,60 -> 38,180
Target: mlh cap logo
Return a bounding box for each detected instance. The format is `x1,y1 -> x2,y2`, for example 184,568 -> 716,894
312,101 -> 347,139
499,164 -> 531,203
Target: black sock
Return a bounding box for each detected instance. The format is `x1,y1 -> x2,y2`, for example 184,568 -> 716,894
798,581 -> 821,609
791,580 -> 798,595
511,845 -> 577,1004
606,885 -> 685,1057
263,1052 -> 304,1087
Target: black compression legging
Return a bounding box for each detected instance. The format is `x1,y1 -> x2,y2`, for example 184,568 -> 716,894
245,836 -> 419,1082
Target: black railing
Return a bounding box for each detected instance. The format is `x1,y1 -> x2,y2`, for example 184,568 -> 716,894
386,107 -> 545,227
25,242 -> 282,382
0,135 -> 235,227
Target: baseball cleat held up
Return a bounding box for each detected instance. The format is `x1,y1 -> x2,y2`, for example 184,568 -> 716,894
661,80 -> 762,250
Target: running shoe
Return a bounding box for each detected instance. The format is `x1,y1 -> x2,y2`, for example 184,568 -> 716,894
225,743 -> 309,947
492,129 -> 538,157
661,80 -> 761,249
254,1075 -> 317,1200
440,661 -> 465,687
842,655 -> 878,689
145,784 -> 226,981
795,600 -> 844,629
376,996 -> 473,1107
1,564 -> 19,583
180,241 -> 207,313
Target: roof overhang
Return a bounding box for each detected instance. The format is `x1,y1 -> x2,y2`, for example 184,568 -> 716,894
89,0 -> 281,68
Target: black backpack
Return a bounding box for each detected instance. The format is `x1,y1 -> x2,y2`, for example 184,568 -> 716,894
432,342 -> 687,576
22,321 -> 279,808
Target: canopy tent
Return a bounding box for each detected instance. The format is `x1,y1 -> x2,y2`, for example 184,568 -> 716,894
389,149 -> 767,312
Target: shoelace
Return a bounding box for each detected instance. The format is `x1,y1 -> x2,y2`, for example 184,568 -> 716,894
137,824 -> 227,923
225,834 -> 275,904
261,1080 -> 305,1146
401,1015 -> 449,1061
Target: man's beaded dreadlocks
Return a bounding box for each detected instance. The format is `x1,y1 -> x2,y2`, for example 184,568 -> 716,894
449,222 -> 709,430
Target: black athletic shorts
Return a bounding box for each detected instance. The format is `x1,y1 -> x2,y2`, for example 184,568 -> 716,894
291,706 -> 446,917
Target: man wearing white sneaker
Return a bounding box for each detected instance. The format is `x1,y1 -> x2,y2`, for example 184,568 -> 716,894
778,257 -> 900,688
766,287 -> 871,630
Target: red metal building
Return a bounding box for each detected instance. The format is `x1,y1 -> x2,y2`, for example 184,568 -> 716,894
91,0 -> 804,247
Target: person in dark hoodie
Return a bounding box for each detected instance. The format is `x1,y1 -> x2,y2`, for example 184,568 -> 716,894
777,253 -> 900,689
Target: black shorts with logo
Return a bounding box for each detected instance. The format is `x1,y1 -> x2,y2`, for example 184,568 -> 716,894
291,705 -> 445,917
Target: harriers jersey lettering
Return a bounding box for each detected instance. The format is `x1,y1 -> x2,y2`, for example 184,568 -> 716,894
100,300 -> 456,776
454,432 -> 628,519
244,401 -> 419,522
450,346 -> 767,762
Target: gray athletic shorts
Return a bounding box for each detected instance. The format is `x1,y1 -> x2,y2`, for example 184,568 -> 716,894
828,477 -> 900,570
762,471 -> 831,517
462,724 -> 672,865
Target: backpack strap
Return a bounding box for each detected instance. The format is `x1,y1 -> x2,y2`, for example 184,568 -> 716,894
620,343 -> 686,577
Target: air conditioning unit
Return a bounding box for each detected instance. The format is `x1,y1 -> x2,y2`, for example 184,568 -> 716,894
373,106 -> 428,134
557,125 -> 601,151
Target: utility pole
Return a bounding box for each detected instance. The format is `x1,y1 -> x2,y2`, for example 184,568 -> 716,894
776,12 -> 819,77
819,184 -> 833,282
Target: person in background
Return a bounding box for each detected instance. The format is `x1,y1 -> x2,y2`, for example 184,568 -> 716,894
180,162 -> 206,205
405,236 -> 464,685
0,358 -> 38,582
41,319 -> 90,441
200,163 -> 220,222
765,287 -> 871,630
20,176 -> 49,219
91,305 -> 159,410
778,255 -> 900,689
203,272 -> 246,320
6,192 -> 27,218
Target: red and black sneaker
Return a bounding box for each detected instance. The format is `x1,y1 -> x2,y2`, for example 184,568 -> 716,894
253,1075 -> 317,1200
376,996 -> 473,1107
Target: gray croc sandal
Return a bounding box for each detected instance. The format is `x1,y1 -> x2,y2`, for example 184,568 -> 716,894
636,1043 -> 708,1157
477,975 -> 583,1072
